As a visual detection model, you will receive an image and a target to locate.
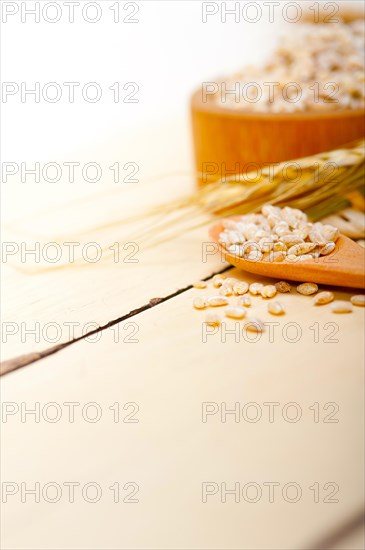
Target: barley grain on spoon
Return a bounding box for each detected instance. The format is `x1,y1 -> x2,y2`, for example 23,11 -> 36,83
320,242 -> 336,256
288,242 -> 316,256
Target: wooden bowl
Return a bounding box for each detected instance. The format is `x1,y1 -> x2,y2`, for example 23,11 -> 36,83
191,88 -> 365,185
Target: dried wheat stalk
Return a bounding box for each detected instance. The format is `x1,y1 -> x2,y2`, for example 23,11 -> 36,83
16,140 -> 365,272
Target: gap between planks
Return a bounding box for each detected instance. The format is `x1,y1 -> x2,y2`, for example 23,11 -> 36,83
0,266 -> 233,376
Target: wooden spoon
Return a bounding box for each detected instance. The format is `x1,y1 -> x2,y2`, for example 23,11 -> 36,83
209,219 -> 365,289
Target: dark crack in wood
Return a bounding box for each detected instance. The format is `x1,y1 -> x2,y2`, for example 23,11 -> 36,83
1,265 -> 233,376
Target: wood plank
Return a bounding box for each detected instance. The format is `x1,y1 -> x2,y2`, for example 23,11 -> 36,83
1,273 -> 364,549
2,117 -> 228,360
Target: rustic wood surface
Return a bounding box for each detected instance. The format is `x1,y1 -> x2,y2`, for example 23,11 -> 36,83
1,118 -> 364,549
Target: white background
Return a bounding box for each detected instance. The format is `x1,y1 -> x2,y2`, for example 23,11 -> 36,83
1,1 -> 363,221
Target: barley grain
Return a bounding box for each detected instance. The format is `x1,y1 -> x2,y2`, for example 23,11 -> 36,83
297,282 -> 318,295
237,295 -> 252,307
212,275 -> 225,288
281,234 -> 304,247
331,300 -> 353,313
247,250 -> 263,262
350,295 -> 365,307
322,225 -> 339,243
249,282 -> 264,295
261,285 -> 277,299
193,297 -> 207,310
268,251 -> 287,262
243,317 -> 265,333
205,313 -> 221,326
219,284 -> 233,296
225,278 -> 240,286
193,281 -> 207,289
288,242 -> 316,256
211,22 -> 365,113
233,281 -> 249,295
268,301 -> 285,315
225,306 -> 247,320
207,296 -> 229,307
227,244 -> 244,256
273,241 -> 287,252
313,291 -> 334,305
275,281 -> 291,293
320,242 -> 336,256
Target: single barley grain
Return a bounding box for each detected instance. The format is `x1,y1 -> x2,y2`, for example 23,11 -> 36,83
193,297 -> 207,310
274,221 -> 289,237
297,254 -> 315,261
322,225 -> 339,243
350,295 -> 365,307
281,234 -> 303,247
227,244 -> 243,255
268,301 -> 285,315
207,296 -> 229,307
205,313 -> 221,326
247,250 -> 263,262
269,251 -> 287,262
309,226 -> 327,246
212,275 -> 225,288
331,301 -> 353,313
313,291 -> 334,305
249,282 -> 264,295
225,277 -> 240,286
320,242 -> 336,256
259,237 -> 274,252
219,283 -> 233,296
275,281 -> 291,293
273,241 -> 287,252
288,242 -> 316,256
286,253 -> 299,262
297,282 -> 318,295
233,281 -> 249,295
243,317 -> 265,333
225,306 -> 247,320
193,281 -> 207,289
261,285 -> 277,298
237,295 -> 252,307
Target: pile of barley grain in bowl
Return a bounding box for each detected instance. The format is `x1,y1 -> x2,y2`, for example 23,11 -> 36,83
218,204 -> 339,263
211,20 -> 365,113
192,276 -> 365,331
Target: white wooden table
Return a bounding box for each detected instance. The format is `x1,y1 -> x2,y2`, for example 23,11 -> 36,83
1,117 -> 364,550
